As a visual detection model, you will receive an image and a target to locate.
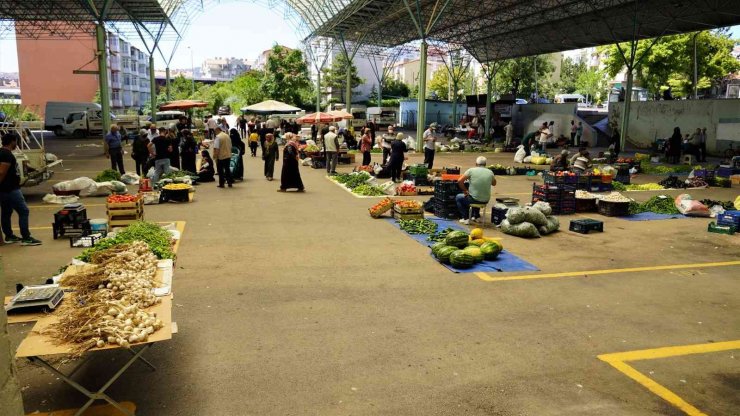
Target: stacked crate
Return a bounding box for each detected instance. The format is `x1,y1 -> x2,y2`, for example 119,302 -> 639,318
432,180 -> 460,219
532,183 -> 576,215
106,197 -> 144,227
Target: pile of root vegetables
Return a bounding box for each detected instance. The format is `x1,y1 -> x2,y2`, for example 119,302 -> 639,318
46,241 -> 165,356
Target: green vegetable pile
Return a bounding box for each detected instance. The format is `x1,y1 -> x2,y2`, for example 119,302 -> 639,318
427,227 -> 456,242
353,184 -> 386,196
700,199 -> 735,210
398,219 -> 438,235
94,169 -> 122,182
334,172 -> 371,189
628,196 -> 681,215
639,160 -> 692,175
612,181 -> 626,191
77,221 -> 175,262
163,170 -> 196,179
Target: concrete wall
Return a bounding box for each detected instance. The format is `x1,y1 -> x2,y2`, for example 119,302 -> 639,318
512,103 -> 598,146
609,99 -> 740,153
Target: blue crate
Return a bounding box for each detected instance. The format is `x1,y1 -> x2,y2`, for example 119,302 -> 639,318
717,210 -> 740,228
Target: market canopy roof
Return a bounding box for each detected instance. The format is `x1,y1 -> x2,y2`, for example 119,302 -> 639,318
307,0 -> 740,62
159,100 -> 208,110
241,100 -> 302,114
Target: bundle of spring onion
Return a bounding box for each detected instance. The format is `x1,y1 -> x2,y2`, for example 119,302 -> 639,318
47,241 -> 164,356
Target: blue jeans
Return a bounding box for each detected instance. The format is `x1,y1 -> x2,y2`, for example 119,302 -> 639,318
152,158 -> 171,183
456,193 -> 485,220
1,189 -> 31,239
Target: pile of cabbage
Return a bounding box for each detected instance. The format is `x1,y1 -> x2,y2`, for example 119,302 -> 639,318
500,202 -> 560,238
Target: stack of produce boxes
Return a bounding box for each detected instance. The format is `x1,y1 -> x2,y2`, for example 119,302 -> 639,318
532,183 -> 576,215
106,194 -> 144,227
433,181 -> 460,219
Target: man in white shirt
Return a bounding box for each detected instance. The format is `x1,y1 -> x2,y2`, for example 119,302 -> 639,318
423,122 -> 438,169
206,116 -> 217,140
323,126 -> 340,175
504,121 -> 514,146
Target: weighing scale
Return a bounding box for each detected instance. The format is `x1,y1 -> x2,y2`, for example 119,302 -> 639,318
5,284 -> 64,314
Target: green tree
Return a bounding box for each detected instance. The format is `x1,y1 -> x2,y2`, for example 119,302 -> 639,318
261,44 -> 311,106
382,78 -> 410,98
368,84 -> 379,103
321,54 -> 363,103
575,68 -> 607,104
600,29 -> 739,98
559,57 -> 587,93
427,65 -> 473,100
497,55 -> 555,100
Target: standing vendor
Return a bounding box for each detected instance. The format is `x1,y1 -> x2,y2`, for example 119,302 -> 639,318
0,133 -> 41,245
388,132 -> 408,183
456,156 -> 496,225
380,125 -> 395,165
423,122 -> 438,169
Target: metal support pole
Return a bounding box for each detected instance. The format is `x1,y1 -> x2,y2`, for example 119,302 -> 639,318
165,67 -> 171,101
316,70 -> 322,113
149,55 -> 157,122
378,82 -> 383,108
190,47 -> 195,95
451,80 -> 458,128
620,68 -> 634,152
693,33 -> 698,99
533,57 -> 538,101
95,23 -> 111,134
416,39 -> 428,151
345,64 -> 352,107
485,75 -> 492,142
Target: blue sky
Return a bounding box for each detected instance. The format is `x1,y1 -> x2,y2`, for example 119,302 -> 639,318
0,3 -> 738,73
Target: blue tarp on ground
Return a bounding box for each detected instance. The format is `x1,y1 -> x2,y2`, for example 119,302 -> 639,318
384,216 -> 539,273
619,212 -> 690,221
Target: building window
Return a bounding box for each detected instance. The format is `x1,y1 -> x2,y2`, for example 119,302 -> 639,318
112,91 -> 120,100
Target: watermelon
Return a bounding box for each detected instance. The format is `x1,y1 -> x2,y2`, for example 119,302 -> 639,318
480,241 -> 503,260
431,242 -> 446,256
444,230 -> 470,248
469,238 -> 486,246
436,246 -> 458,264
449,250 -> 474,269
463,246 -> 484,263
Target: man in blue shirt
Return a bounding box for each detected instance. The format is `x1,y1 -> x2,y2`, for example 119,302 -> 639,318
104,124 -> 125,174
456,156 -> 496,225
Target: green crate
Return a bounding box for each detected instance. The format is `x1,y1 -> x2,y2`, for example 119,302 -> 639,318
707,222 -> 736,235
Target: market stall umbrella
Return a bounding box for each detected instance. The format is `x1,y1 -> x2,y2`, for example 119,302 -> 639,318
296,112 -> 343,124
159,100 -> 209,110
241,100 -> 302,114
328,109 -> 354,120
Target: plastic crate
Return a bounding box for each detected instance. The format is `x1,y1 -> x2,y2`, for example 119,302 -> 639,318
708,221 -> 736,235
717,210 -> 740,228
551,206 -> 576,215
716,166 -> 732,178
569,219 -> 604,234
69,234 -> 103,248
544,172 -> 578,184
615,174 -> 631,185
597,200 -> 630,217
575,198 -> 598,212
491,206 -> 509,225
444,167 -> 461,174
434,208 -> 459,219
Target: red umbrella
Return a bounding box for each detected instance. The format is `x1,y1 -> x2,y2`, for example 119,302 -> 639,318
159,100 -> 209,110
296,112 -> 342,124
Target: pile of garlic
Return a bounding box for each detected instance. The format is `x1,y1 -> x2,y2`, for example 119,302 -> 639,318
91,300 -> 165,348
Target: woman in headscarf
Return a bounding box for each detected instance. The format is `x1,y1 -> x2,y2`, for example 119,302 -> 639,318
179,129 -> 198,174
230,128 -> 245,181
198,150 -> 215,182
360,127 -> 373,166
667,126 -> 682,164
263,133 -> 279,181
168,126 -> 181,169
388,132 -> 408,183
278,132 -> 304,192
131,129 -> 151,176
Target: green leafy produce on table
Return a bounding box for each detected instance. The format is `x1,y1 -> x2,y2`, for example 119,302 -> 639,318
398,219 -> 438,235
77,221 -> 175,262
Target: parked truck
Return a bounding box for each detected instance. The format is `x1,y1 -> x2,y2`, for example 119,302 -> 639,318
62,110 -> 149,137
367,107 -> 398,127
45,101 -> 101,137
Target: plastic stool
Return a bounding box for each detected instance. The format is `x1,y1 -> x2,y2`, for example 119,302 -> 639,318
469,203 -> 488,227
682,154 -> 695,165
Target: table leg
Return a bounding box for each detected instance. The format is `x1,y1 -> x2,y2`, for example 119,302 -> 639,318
128,346 -> 156,371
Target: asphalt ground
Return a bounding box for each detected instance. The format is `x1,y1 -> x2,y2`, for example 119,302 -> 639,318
2,134 -> 739,416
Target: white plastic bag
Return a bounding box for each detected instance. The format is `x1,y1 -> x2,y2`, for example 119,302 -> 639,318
523,156 -> 532,163
301,158 -> 312,166
42,193 -> 79,204
514,145 -> 526,163
120,172 -> 140,185
674,194 -> 710,217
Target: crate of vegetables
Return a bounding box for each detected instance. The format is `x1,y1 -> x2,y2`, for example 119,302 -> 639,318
395,182 -> 417,196
393,200 -> 423,214
106,194 -> 143,216
368,198 -> 394,218
544,171 -> 578,184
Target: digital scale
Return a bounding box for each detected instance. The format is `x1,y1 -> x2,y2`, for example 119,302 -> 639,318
4,284 -> 64,314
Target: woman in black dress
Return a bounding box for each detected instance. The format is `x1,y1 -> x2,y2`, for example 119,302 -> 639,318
179,129 -> 198,174
168,127 -> 181,169
667,127 -> 682,164
278,132 -> 304,192
388,132 -> 408,182
198,150 -> 215,182
230,128 -> 245,181
263,133 -> 278,181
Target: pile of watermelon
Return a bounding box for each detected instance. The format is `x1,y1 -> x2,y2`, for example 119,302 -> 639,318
430,228 -> 503,269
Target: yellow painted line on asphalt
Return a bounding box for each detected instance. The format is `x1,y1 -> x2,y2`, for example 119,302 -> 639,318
598,340 -> 740,416
475,260 -> 740,282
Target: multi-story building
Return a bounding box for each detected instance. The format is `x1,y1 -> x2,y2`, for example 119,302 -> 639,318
16,26 -> 150,116
201,57 -> 251,80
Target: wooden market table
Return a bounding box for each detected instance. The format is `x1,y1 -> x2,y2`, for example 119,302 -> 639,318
6,221 -> 185,416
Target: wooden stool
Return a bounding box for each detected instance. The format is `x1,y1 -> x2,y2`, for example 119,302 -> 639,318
469,203 -> 488,226
682,154 -> 695,165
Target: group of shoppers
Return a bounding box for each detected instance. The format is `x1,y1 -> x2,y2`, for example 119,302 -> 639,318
666,126 -> 707,164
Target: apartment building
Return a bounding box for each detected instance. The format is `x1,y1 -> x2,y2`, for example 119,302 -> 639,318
201,57 -> 251,80
16,25 -> 150,116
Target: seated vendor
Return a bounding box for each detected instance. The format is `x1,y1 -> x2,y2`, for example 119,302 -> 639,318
456,156 -> 497,225
571,148 -> 592,173
198,150 -> 215,182
550,150 -> 570,171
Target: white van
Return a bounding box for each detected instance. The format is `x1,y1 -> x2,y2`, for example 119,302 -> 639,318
154,111 -> 186,129
554,94 -> 588,107
45,101 -> 101,136
367,107 -> 398,127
